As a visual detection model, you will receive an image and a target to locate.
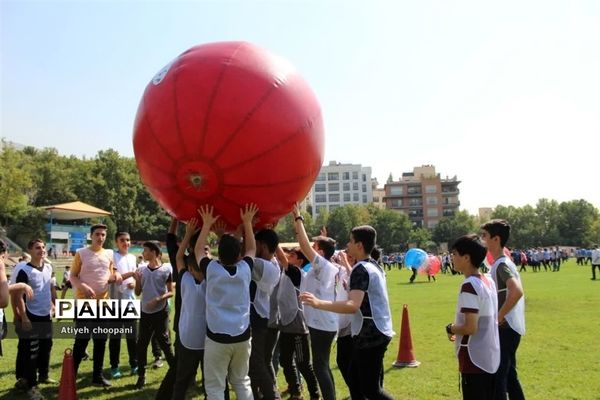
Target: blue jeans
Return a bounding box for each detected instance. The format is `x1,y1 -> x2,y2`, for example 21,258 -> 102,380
495,325 -> 525,400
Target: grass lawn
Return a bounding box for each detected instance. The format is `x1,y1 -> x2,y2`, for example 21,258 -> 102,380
0,259 -> 599,399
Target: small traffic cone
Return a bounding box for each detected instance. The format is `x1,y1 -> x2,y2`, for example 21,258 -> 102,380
58,348 -> 77,400
392,304 -> 421,368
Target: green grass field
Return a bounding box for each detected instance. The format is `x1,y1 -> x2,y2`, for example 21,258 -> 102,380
1,259 -> 599,399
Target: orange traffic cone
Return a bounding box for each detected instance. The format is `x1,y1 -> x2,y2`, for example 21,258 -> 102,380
58,348 -> 77,400
392,304 -> 420,368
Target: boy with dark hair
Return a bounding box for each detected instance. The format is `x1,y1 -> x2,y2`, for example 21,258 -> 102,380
292,204 -> 338,400
481,219 -> 526,400
10,239 -> 56,400
249,229 -> 281,400
133,240 -> 175,389
108,231 -> 138,378
194,204 -> 258,400
70,223 -> 122,387
301,225 -> 394,400
446,234 -> 500,400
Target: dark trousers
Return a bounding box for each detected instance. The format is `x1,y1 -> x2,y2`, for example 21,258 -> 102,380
461,372 -> 495,400
265,327 -> 280,381
592,264 -> 600,280
16,312 -> 53,387
73,319 -> 108,379
336,334 -> 353,391
109,319 -> 137,369
308,327 -> 336,400
136,308 -> 174,377
279,332 -> 320,398
494,326 -> 525,400
249,318 -> 280,400
172,341 -> 203,400
348,339 -> 393,400
151,333 -> 162,359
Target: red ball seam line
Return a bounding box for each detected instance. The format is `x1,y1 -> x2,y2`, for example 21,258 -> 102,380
219,119 -> 315,174
212,84 -> 279,163
198,43 -> 245,158
140,106 -> 178,166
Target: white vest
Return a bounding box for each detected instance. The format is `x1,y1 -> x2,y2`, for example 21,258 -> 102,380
206,259 -> 251,336
490,256 -> 526,335
178,271 -> 206,350
336,266 -> 352,331
301,255 -> 339,332
350,261 -> 394,338
454,274 -> 500,374
277,271 -> 303,326
252,258 -> 280,319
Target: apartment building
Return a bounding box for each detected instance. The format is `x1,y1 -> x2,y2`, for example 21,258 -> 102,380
309,161 -> 373,217
383,165 -> 460,228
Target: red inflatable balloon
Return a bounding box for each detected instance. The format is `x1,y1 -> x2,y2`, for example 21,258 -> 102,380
133,42 -> 324,229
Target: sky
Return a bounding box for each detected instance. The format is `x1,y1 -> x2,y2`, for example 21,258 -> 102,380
2,0 -> 600,215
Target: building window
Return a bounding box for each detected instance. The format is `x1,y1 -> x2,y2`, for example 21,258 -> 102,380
316,173 -> 325,181
425,184 -> 437,193
328,183 -> 340,191
329,193 -> 340,202
362,174 -> 367,182
373,196 -> 379,202
353,193 -> 359,201
390,186 -> 403,195
343,172 -> 350,180
343,193 -> 351,202
327,172 -> 339,181
391,199 -> 402,207
362,195 -> 367,203
362,184 -> 367,193
426,196 -> 437,205
409,198 -> 422,206
315,183 -> 326,192
427,219 -> 438,228
343,182 -> 350,191
427,208 -> 438,217
407,186 -> 421,195
352,171 -> 358,179
330,204 -> 340,211
315,194 -> 326,203
353,182 -> 359,191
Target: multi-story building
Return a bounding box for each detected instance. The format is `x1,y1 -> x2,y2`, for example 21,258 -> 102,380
309,161 -> 373,217
371,178 -> 386,209
383,165 -> 460,229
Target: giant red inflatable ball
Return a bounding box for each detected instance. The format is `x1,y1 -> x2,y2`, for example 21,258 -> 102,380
133,42 -> 324,230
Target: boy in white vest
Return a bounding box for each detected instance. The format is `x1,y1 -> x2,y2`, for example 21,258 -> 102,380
108,231 -> 138,379
481,219 -> 526,400
249,229 -> 282,400
292,204 -> 338,400
300,225 -> 394,400
10,239 -> 56,400
133,240 -> 175,389
70,223 -> 122,387
194,204 -> 258,400
446,234 -> 500,400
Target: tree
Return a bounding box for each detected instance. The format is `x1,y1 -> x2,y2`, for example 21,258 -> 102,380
0,145 -> 34,227
368,206 -> 411,252
557,200 -> 599,247
534,199 -> 561,246
326,205 -> 370,247
432,210 -> 477,245
408,227 -> 432,249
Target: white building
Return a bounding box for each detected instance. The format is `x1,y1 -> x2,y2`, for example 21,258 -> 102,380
309,161 -> 373,218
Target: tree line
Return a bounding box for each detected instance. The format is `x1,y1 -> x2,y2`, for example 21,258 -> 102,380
1,143 -> 599,251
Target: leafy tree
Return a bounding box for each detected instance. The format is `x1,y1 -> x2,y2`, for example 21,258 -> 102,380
369,207 -> 411,252
534,199 -> 561,246
408,227 -> 432,249
0,145 -> 34,227
432,210 -> 477,245
557,200 -> 598,247
326,205 -> 370,247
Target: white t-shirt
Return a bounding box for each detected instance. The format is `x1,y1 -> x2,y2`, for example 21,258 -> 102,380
301,254 -> 339,332
113,252 -> 137,300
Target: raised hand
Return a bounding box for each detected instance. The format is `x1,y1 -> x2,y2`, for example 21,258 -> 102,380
197,205 -> 220,228
240,203 -> 259,225
212,219 -> 228,238
185,218 -> 199,237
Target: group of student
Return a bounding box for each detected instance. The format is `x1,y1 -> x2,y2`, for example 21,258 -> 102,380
0,201 -> 396,400
0,214 -> 528,400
